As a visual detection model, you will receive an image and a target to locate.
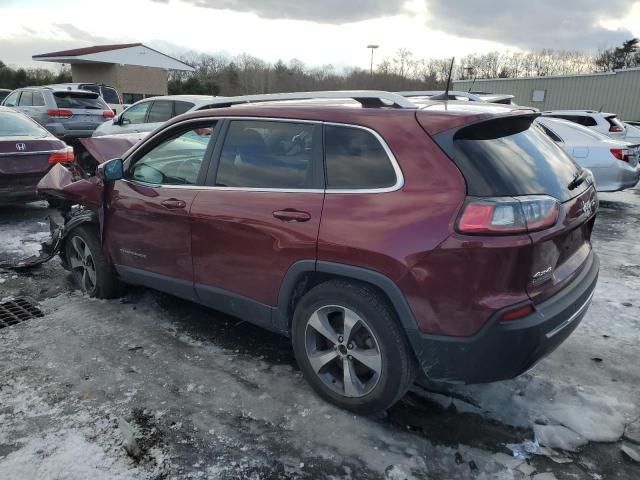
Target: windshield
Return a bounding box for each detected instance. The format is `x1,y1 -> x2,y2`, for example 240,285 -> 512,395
451,116 -> 587,202
54,91 -> 108,110
0,111 -> 47,137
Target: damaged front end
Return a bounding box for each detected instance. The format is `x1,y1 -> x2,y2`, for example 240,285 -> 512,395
1,163 -> 103,270
2,134 -> 141,270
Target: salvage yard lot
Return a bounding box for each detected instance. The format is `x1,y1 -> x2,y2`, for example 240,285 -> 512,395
1,190 -> 639,479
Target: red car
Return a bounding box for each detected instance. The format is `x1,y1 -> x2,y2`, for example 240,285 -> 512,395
0,106 -> 73,203
38,92 -> 599,414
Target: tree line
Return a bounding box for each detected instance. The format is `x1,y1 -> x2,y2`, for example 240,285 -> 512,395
168,38 -> 640,96
1,38 -> 637,96
0,60 -> 71,90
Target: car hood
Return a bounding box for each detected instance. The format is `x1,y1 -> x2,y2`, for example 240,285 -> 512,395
78,133 -> 148,164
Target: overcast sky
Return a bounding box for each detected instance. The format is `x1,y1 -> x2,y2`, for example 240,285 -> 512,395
1,0 -> 639,70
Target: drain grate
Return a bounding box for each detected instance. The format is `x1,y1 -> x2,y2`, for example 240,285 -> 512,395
0,297 -> 44,329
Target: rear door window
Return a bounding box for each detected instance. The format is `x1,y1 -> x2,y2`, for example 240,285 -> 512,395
54,92 -> 108,110
324,125 -> 397,189
147,101 -> 173,123
215,120 -> 320,189
450,116 -> 587,202
18,91 -> 33,106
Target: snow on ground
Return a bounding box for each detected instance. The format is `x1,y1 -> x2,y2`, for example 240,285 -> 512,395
1,189 -> 639,479
0,201 -> 51,260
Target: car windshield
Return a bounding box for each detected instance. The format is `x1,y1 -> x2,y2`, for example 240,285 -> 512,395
0,111 -> 47,137
54,91 -> 108,110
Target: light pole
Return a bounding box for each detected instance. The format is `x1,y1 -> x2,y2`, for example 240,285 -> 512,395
367,45 -> 379,76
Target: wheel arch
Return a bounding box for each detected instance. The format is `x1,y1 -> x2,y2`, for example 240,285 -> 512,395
59,210 -> 101,267
274,260 -> 419,334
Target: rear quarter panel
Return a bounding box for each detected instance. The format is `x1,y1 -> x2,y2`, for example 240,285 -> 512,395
317,114 -> 468,334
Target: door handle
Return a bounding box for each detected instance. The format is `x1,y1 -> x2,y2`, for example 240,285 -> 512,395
161,198 -> 186,209
273,209 -> 311,222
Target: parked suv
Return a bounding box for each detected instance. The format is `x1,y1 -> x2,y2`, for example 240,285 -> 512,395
2,86 -> 113,141
542,110 -> 626,138
38,91 -> 599,414
47,83 -> 125,114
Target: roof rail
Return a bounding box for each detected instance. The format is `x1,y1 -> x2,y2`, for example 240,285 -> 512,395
396,90 -> 484,101
204,91 -> 416,109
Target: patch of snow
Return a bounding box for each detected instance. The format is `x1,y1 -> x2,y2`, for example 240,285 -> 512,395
0,431 -> 144,480
534,425 -> 587,452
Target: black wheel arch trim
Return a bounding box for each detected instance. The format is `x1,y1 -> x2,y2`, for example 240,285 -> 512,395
274,260 -> 420,334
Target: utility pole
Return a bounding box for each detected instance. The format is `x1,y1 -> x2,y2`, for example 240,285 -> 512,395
367,45 -> 379,76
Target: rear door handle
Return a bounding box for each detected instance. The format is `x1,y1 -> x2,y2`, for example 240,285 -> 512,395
273,209 -> 311,222
161,198 -> 186,209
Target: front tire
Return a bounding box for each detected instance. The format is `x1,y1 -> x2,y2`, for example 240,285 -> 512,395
292,279 -> 417,415
64,225 -> 121,298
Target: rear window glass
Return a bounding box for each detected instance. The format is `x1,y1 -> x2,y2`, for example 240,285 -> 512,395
0,111 -> 47,137
174,101 -> 194,116
325,125 -> 397,189
101,87 -> 120,104
54,92 -> 107,110
451,116 -> 586,202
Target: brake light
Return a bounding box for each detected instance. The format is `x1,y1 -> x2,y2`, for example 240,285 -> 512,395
609,125 -> 624,133
611,148 -> 630,162
457,196 -> 559,235
501,304 -> 534,322
103,110 -> 115,119
47,109 -> 73,118
48,146 -> 74,164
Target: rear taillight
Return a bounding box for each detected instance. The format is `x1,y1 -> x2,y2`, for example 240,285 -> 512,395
48,146 -> 74,164
609,125 -> 624,133
47,109 -> 73,118
611,148 -> 631,162
103,110 -> 115,119
457,196 -> 559,235
501,303 -> 534,322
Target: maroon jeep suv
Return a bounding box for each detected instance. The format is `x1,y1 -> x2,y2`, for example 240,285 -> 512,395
39,92 -> 599,414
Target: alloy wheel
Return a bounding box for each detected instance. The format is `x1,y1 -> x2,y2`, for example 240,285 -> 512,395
304,305 -> 382,398
68,236 -> 97,293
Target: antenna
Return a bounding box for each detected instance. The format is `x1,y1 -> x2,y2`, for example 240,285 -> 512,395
430,57 -> 455,101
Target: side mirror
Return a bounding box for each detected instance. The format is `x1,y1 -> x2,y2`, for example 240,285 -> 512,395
97,158 -> 124,182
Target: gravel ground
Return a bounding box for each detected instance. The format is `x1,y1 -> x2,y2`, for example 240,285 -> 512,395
0,190 -> 639,480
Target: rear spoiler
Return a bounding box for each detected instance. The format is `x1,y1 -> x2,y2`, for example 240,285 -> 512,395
423,111 -> 541,158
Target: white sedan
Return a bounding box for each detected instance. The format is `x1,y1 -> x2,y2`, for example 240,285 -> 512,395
536,117 -> 639,192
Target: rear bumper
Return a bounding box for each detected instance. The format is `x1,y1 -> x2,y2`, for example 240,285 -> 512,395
0,184 -> 41,203
592,165 -> 640,192
407,251 -> 599,384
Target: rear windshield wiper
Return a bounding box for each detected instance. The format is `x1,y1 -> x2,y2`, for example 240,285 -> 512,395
568,170 -> 587,190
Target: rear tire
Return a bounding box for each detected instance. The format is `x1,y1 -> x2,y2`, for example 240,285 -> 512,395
64,225 -> 121,298
292,279 -> 417,415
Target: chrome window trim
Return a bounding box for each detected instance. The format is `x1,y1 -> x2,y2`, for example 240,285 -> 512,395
323,121 -> 404,194
124,116 -> 404,194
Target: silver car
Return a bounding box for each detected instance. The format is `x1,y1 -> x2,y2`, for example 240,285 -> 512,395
537,117 -> 639,192
2,86 -> 113,141
92,95 -> 220,137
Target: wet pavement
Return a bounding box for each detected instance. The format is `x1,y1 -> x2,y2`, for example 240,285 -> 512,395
1,191 -> 639,479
